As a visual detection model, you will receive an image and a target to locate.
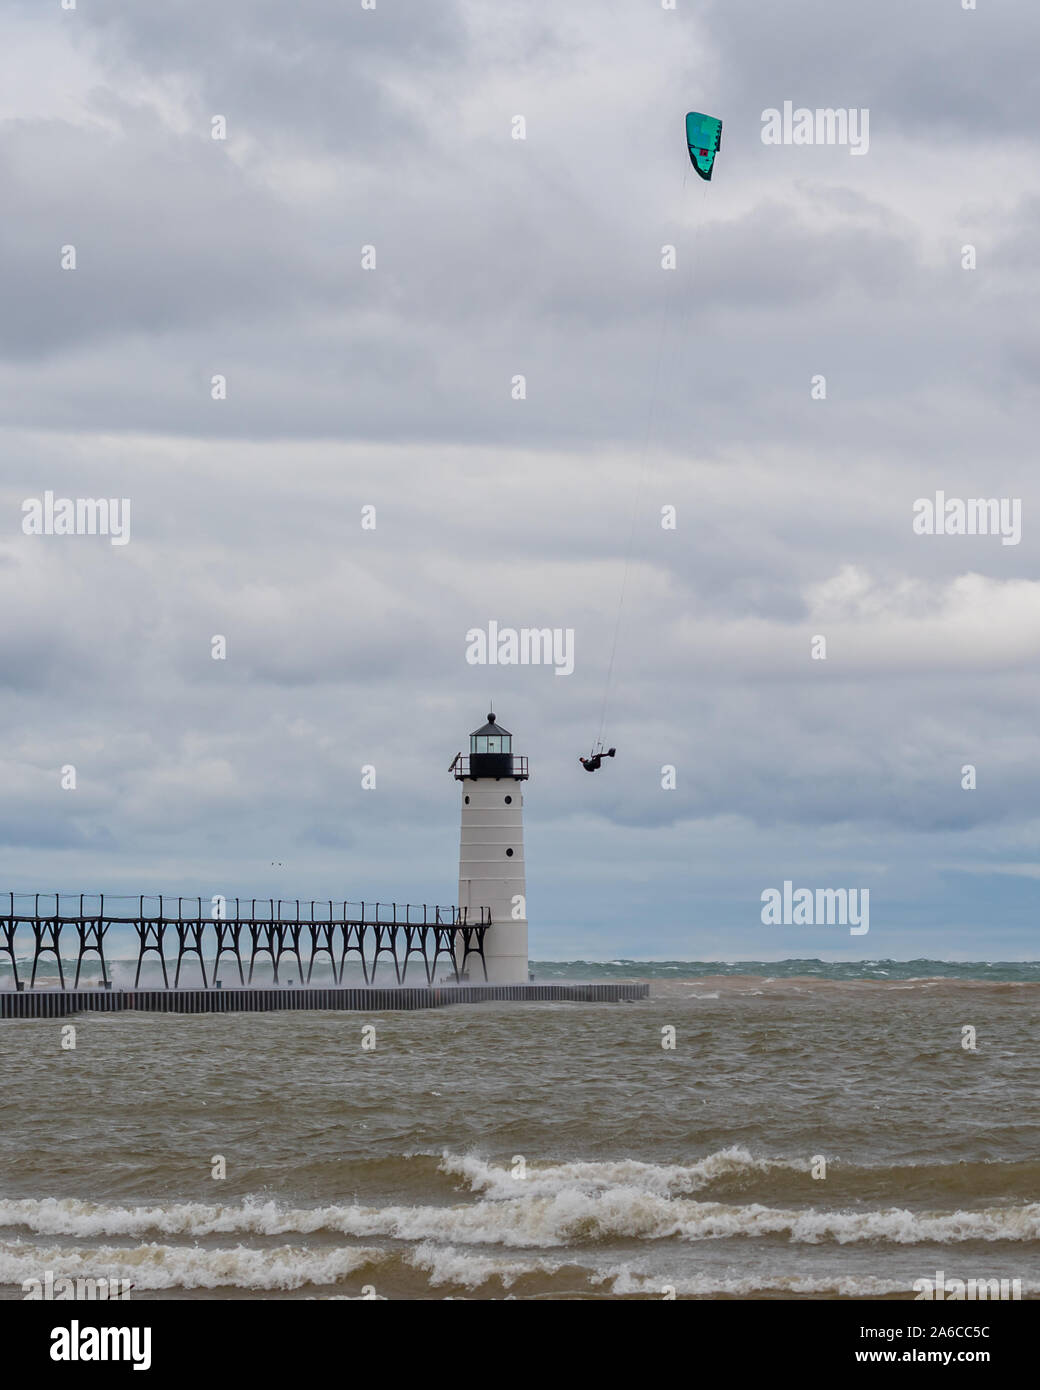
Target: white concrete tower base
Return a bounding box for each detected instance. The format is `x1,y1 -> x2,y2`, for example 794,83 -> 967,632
458,779 -> 528,984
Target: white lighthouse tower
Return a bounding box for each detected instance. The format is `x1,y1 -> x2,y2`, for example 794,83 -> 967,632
453,712 -> 529,984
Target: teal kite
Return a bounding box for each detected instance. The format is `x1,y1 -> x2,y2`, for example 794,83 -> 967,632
685,112 -> 722,181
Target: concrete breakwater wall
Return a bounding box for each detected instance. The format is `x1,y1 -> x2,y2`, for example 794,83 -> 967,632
0,981 -> 649,1018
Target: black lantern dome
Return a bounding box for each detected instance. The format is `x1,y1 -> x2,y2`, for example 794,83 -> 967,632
469,712 -> 512,776
452,712 -> 528,780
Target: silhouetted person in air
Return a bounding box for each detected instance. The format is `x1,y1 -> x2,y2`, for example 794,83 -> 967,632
579,748 -> 616,772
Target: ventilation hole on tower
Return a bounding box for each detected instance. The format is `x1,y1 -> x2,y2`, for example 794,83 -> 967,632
464,796 -> 470,804
506,848 -> 514,857
504,795 -> 512,804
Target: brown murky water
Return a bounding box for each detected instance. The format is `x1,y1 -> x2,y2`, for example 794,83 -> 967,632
1,976 -> 1038,1299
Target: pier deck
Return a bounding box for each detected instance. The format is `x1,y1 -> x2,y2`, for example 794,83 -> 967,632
0,981 -> 649,1018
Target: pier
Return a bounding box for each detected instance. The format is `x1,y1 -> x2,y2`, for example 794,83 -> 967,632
0,981 -> 649,1018
0,894 -> 649,1013
0,894 -> 490,991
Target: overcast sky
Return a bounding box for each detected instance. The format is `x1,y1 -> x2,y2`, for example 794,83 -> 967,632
1,0 -> 1038,961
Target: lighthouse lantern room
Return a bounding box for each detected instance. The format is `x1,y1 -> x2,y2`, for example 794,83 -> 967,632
453,712 -> 529,984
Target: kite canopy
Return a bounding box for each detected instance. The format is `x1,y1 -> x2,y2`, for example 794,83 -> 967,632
685,112 -> 722,180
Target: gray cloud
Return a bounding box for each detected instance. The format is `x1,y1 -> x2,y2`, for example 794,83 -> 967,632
1,1 -> 1038,958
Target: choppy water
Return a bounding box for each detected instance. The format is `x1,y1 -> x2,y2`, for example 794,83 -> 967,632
7,957 -> 1040,988
1,971 -> 1038,1299
536,959 -> 1040,983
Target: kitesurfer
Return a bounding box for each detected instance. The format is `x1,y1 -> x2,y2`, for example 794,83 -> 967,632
579,748 -> 616,772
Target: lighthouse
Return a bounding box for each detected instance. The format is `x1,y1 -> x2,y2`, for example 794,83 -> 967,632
453,712 -> 529,984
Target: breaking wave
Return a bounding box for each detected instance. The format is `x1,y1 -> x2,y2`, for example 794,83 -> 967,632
2,1150 -> 1038,1272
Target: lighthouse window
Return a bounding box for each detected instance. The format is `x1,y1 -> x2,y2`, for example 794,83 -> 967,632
506,848 -> 514,857
470,733 -> 513,754
504,795 -> 512,804
464,795 -> 470,804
